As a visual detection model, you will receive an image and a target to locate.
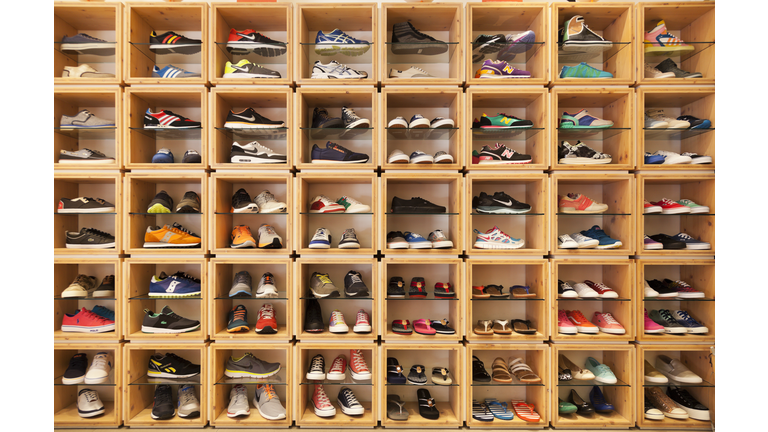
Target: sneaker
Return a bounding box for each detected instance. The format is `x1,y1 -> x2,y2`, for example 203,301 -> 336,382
644,20 -> 694,54
327,355 -> 347,380
255,303 -> 277,334
60,110 -> 115,129
475,191 -> 531,214
478,143 -> 532,164
644,308 -> 666,333
354,310 -> 372,333
230,141 -> 287,163
388,277 -> 406,298
231,225 -> 257,248
580,225 -> 622,249
644,152 -> 666,164
558,193 -> 608,213
225,107 -> 285,129
152,64 -> 200,78
391,21 -> 448,55
644,235 -> 663,250
649,279 -> 681,297
93,276 -> 115,298
646,387 -> 689,420
256,272 -> 278,298
387,116 -> 409,129
656,354 -> 703,383
655,58 -> 702,78
497,30 -> 536,62
177,385 -> 200,418
257,224 -> 283,248
474,226 -> 524,249
148,352 -> 200,378
682,153 -> 712,164
645,109 -> 690,129
644,395 -> 665,420
584,280 -> 619,298
227,385 -> 250,417
344,270 -> 369,297
391,196 -> 446,213
409,277 -> 427,298
644,63 -> 676,79
644,200 -> 663,213
477,112 -> 533,129
559,109 -> 614,129
142,305 -> 201,333
388,149 -> 409,163
254,190 -> 286,213
649,309 -> 687,334
77,388 -> 105,418
60,33 -> 110,52
227,29 -> 287,56
84,352 -> 112,384
428,230 -> 453,249
181,149 -> 201,163
649,199 -> 691,215
144,109 -> 201,129
559,15 -> 612,50
338,387 -> 364,416
231,189 -> 257,213
644,281 -> 660,298
585,357 -> 617,384
560,62 -> 613,78
386,231 -> 409,249
146,190 -> 173,213
307,354 -> 326,380
653,150 -> 693,164
62,64 -> 114,78
62,275 -> 98,298
63,353 -> 88,385
149,272 -> 201,297
227,305 -> 249,333
65,228 -> 115,249
677,115 -> 711,129
592,312 -> 625,334
571,233 -> 599,249
59,148 -> 114,164
329,310 -> 348,333
409,114 -> 431,128
671,232 -> 710,250
648,234 -> 685,250
175,191 -> 201,213
309,272 -> 339,298
404,231 -> 432,249
314,29 -> 370,56
224,352 -> 281,378
305,299 -> 324,333
558,309 -> 577,334
409,150 -> 434,164
472,33 -> 505,61
254,384 -> 287,420
311,141 -> 369,163
312,107 -> 343,128
149,31 -> 201,54
433,151 -> 453,163
336,196 -> 370,213
666,279 -> 705,299
312,60 -> 367,79
571,281 -> 599,298
310,195 -> 345,213
667,386 -> 710,421
672,310 -> 708,333
311,384 -> 336,417
342,106 -> 369,129
223,59 -> 281,78
389,66 -> 434,78
475,59 -> 531,79
558,280 -> 579,298
558,141 -> 612,164
309,227 -> 332,249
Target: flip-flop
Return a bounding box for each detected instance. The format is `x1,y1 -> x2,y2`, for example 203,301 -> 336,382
472,400 -> 494,422
512,319 -> 536,335
417,388 -> 439,420
407,365 -> 427,385
493,319 -> 512,334
511,400 -> 541,422
485,398 -> 514,420
392,319 -> 412,334
491,358 -> 513,383
413,318 -> 436,335
387,357 -> 406,384
474,319 -> 494,335
472,285 -> 490,298
508,357 -> 542,383
511,285 -> 536,298
484,284 -> 506,298
387,394 -> 409,421
431,367 -> 452,385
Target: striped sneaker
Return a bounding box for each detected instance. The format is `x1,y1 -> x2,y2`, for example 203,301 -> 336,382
149,31 -> 201,54
152,65 -> 200,78
144,109 -> 201,129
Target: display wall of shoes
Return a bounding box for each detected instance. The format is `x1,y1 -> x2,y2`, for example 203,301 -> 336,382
295,3 -> 377,86
124,344 -> 207,426
466,259 -> 548,342
636,345 -> 714,429
381,3 -> 464,86
55,88 -> 121,170
552,173 -> 635,256
636,2 -> 714,86
124,87 -> 207,169
55,2 -> 122,85
467,345 -> 548,428
54,172 -> 121,255
296,88 -> 377,169
124,173 -> 207,255
54,343 -> 122,427
381,344 -> 463,427
210,3 -> 292,86
295,343 -> 377,426
209,344 -> 292,427
125,3 -> 207,85
638,88 -> 715,170
552,260 -> 635,343
637,260 -> 714,344
638,174 -> 715,256
552,3 -> 634,85
552,345 -> 635,428
466,3 -> 548,86
382,88 -> 462,170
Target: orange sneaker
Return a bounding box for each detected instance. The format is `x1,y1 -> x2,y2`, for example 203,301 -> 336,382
144,222 -> 201,248
231,225 -> 256,248
566,310 -> 599,334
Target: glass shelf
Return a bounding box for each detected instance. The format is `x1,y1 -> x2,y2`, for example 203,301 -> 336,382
643,379 -> 714,388
644,213 -> 714,216
54,127 -> 117,139
558,377 -> 630,387
54,376 -> 115,386
385,296 -> 458,301
129,295 -> 202,300
385,128 -> 459,141
54,297 -> 117,301
215,127 -> 288,140
471,128 -> 544,141
300,296 -> 373,301
300,43 -> 374,65
557,42 -> 631,64
299,212 -> 373,215
301,127 -> 373,141
299,371 -> 372,386
55,213 -> 116,215
644,128 -> 714,140
557,297 -> 631,302
557,127 -> 630,141
471,297 -> 544,302
129,212 -> 202,216
214,42 -> 288,65
386,212 -> 459,216
472,381 -> 544,387
386,42 -> 459,64
130,374 -> 202,386
215,375 -> 286,385
557,213 -> 630,216
643,41 -> 715,62
130,42 -> 203,56
471,41 -> 546,64
216,212 -> 289,215
387,380 -> 459,387
215,294 -> 289,300
471,212 -> 544,216
643,297 -> 715,302
130,127 -> 203,139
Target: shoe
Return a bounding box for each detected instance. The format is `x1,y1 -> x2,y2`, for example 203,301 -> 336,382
61,307 -> 115,333
475,59 -> 531,78
558,141 -> 612,164
644,63 -> 676,79
91,304 -> 116,321
327,355 -> 347,380
223,59 -> 281,78
644,282 -> 660,298
225,107 -> 284,129
475,191 -> 531,214
407,114 -> 431,129
667,385 -> 710,421
329,310 -> 348,333
175,191 -> 200,213
559,399 -> 578,415
60,33 -> 110,51
649,309 -> 688,334
560,62 -> 613,78
428,230 -> 453,249
62,275 -> 98,298
305,299 -> 324,333
181,149 -> 201,163
146,190 -> 173,213
472,33 -> 505,60
392,319 -> 412,334
231,225 -> 257,248
255,303 -> 277,334
65,227 -> 115,249
560,354 -> 595,380
409,150 -> 434,164
497,30 -> 536,62
655,150 -> 693,165
224,352 -> 281,378
646,387 -> 689,419
566,310 -> 598,334
177,385 -> 200,418
478,112 -> 533,129
309,227 -> 332,249
231,189 -> 257,213
345,350 -> 370,381
646,109 -> 690,129
307,354 -> 326,380
311,141 -> 369,163
677,199 -> 710,213
149,31 -> 201,54
430,319 -> 455,334
388,277 -> 406,298
227,385 -> 250,417
152,64 -> 200,78
354,310 -> 372,333
585,357 -> 617,384
338,387 -> 364,416
569,389 -> 594,415
584,280 -> 619,298
314,29 -> 370,56
580,225 -> 622,249
474,226 -> 524,249
558,235 -> 578,251
673,310 -> 709,333
592,312 -> 625,334
644,359 -> 669,384
388,149 -> 409,163
558,280 -> 579,298
649,233 -> 686,249
227,305 -> 249,332
645,20 -> 695,54
391,21 -> 448,55
226,28 -> 287,55
571,281 -> 599,298
559,109 -> 614,129
309,272 -> 339,298
62,64 -> 114,78
312,107 -> 343,129
472,356 -> 492,382
144,109 -> 201,129
570,233 -> 599,248
142,306 -> 200,333
254,384 -> 286,420
344,271 -> 369,297
558,310 -> 577,334
253,190 -> 286,213
558,193 -> 608,213
342,106 -> 369,129
644,152 -> 666,164
336,196 -> 370,214
63,353 -> 88,384
311,60 -> 367,79
391,196 -> 446,213
311,384 -> 336,417
409,277 -> 427,298
655,58 -> 702,78
338,229 -> 360,249
257,224 -> 282,248
407,365 -> 428,385
60,110 -> 114,129
671,233 -> 710,250
403,231 -> 433,249
230,141 -> 287,163
387,117 -> 409,129
644,200 -> 663,213
386,231 -> 409,249
149,272 -> 201,297
148,352 -> 200,378
645,395 -> 665,420
589,386 -> 614,413
310,195 -> 345,213
84,352 -> 112,384
477,143 -> 532,164
666,279 -> 705,299
677,115 -> 711,129
150,385 -> 174,420
560,15 -> 612,50
58,148 -> 114,164
389,66 -> 434,78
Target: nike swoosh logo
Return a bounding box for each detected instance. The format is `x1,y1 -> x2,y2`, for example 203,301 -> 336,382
493,199 -> 512,206
232,65 -> 249,72
233,114 -> 256,121
236,33 -> 256,41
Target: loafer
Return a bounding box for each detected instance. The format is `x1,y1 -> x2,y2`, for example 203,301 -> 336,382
569,389 -> 594,415
655,355 -> 703,383
589,385 -> 614,413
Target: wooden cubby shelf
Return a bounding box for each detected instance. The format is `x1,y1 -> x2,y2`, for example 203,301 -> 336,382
210,3 -> 292,86
54,2 -> 122,85
125,2 -> 208,85
466,2 -> 549,86
551,2 -> 634,85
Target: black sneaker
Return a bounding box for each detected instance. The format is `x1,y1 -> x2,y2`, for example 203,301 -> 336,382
474,191 -> 531,214
224,107 -> 285,129
226,29 -> 287,56
559,15 -> 611,49
148,353 -> 201,379
147,190 -> 174,213
649,233 -> 686,250
312,107 -> 343,128
142,306 -> 201,334
65,228 -> 115,249
63,353 -> 88,384
338,387 -> 364,416
344,271 -> 369,297
93,275 -> 115,298
176,191 -> 201,213
472,356 -> 491,383
151,385 -> 175,420
386,231 -> 409,249
58,197 -> 115,213
478,143 -> 532,165
391,21 -> 448,55
667,385 -> 710,420
388,277 -> 406,298
144,109 -> 201,129
558,280 -> 578,298
149,30 -> 201,53
409,277 -> 427,298
655,58 -> 702,78
391,196 -> 446,213
231,188 -> 257,213
338,228 -> 361,249
648,279 -> 679,296
472,34 -> 506,62
181,149 -> 202,163
558,141 -> 612,164
430,319 -> 455,334
305,298 -> 324,333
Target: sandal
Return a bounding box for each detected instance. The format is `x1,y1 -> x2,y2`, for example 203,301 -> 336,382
491,357 -> 513,383
485,398 -> 514,420
508,357 -> 541,383
417,388 -> 439,420
472,399 -> 493,422
511,285 -> 536,298
484,284 -> 506,298
407,364 -> 427,385
474,319 -> 494,335
387,394 -> 409,421
493,319 -> 512,334
387,357 -> 406,384
413,318 -> 436,335
472,285 -> 490,298
392,319 -> 412,334
511,400 -> 541,422
431,367 -> 452,385
512,319 -> 536,335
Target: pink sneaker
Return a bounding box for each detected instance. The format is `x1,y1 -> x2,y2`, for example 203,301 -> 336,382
584,280 -> 619,298
592,312 -> 626,334
353,309 -> 372,333
644,309 -> 665,333
311,384 -> 336,417
327,355 -> 346,380
558,309 -> 577,335
644,20 -> 694,53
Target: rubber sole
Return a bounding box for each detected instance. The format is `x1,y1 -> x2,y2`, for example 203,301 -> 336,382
141,324 -> 200,334
224,365 -> 280,379
61,324 -> 115,333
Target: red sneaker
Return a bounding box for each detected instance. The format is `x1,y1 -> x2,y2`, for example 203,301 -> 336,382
644,200 -> 662,214
254,303 -> 277,334
650,198 -> 691,215
327,355 -> 347,380
349,349 -> 372,380
311,384 -> 336,417
584,280 -> 619,298
353,309 -> 372,333
61,307 -> 115,333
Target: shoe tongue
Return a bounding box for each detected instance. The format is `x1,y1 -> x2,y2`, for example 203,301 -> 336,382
161,305 -> 174,315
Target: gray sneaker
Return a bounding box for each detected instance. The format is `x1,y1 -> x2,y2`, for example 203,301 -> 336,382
61,33 -> 112,52
309,272 -> 340,298
223,60 -> 282,79
59,149 -> 115,164
224,352 -> 281,378
257,224 -> 283,249
60,110 -> 115,129
177,384 -> 201,418
227,384 -> 251,417
256,272 -> 278,298
254,384 -> 287,420
230,271 -> 253,297
176,191 -> 201,213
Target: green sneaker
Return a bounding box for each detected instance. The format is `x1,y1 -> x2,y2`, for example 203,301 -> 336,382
559,398 -> 577,414
335,196 -> 371,213
585,357 -> 617,384
478,113 -> 533,129
676,199 -> 710,214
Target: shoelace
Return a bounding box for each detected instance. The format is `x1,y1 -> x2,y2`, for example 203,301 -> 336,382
340,195 -> 363,205
570,311 -> 588,322
83,309 -> 111,324
315,386 -> 331,406
75,274 -> 93,287
262,274 -> 273,286
356,311 -> 368,324
330,357 -> 345,372
91,354 -> 109,371
331,311 -> 345,324
328,61 -> 356,72
233,385 -> 248,403
601,313 -> 620,325
408,232 -> 425,239
83,389 -> 99,402
169,224 -> 196,237
163,110 -> 191,122
166,352 -> 193,368
259,305 -> 274,319
172,272 -> 200,283
310,355 -> 324,372
490,226 -> 513,239
676,233 -> 693,240
155,386 -> 172,404
676,310 -> 696,324
342,229 -> 356,240
84,227 -> 112,239
232,307 -> 246,322
344,108 -> 362,121
351,350 -> 368,371
674,280 -> 694,291
341,388 -> 358,405
349,273 -> 363,284
179,386 -> 196,404
262,384 -> 277,401
317,273 -> 333,284
659,309 -> 677,323
260,224 -> 276,234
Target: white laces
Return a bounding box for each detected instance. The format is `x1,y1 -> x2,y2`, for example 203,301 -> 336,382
331,310 -> 345,324
676,233 -> 693,240
310,355 -> 324,371
83,390 -> 98,402
259,304 -> 274,319
356,310 -> 368,323
315,385 -> 331,406
330,356 -> 346,372
351,350 -> 368,371
341,195 -> 362,205
675,280 -> 692,288
602,313 -> 620,325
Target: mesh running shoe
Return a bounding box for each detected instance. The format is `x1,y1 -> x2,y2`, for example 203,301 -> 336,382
559,109 -> 614,129
144,109 -> 201,129
232,188 -> 258,213
478,143 -> 532,164
559,62 -> 613,78
558,141 -> 612,164
65,228 -> 115,249
310,272 -> 339,298
254,384 -> 286,420
478,113 -> 533,129
315,29 -> 370,56
231,225 -> 257,248
148,352 -> 200,378
60,110 -> 114,129
228,384 -> 250,417
255,303 -> 277,334
255,272 -> 278,298
142,305 -> 200,334
149,31 -> 202,54
176,191 -> 201,213
257,224 -> 283,248
474,191 -> 531,214
227,305 -> 249,333
558,193 -> 608,214
177,385 -> 200,419
474,226 -> 524,249
472,34 -> 506,63
230,141 -> 286,163
255,190 -> 287,213
497,30 -> 536,62
644,20 -> 694,54
223,59 -> 281,78
230,270 -> 253,297
475,59 -> 531,79
311,60 -> 368,79
150,385 -> 174,420
226,29 -> 287,56
224,107 -> 285,129
391,21 -> 448,55
152,65 -> 200,78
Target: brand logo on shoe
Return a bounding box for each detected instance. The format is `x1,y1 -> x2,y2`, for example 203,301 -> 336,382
167,281 -> 180,292
233,114 -> 256,122
236,33 -> 257,41
501,149 -> 516,158
493,199 -> 512,206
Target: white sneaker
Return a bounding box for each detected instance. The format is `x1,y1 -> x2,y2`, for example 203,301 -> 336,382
571,281 -> 599,298
337,195 -> 371,213
230,141 -> 287,164
387,117 -> 408,128
309,195 -> 345,213
85,352 -> 112,384
645,109 -> 690,129
257,224 -> 283,248
77,389 -> 105,418
309,227 -> 332,249
312,60 -> 367,79
644,113 -> 669,129
389,66 -> 434,78
474,226 -> 525,249
644,280 -> 660,297
558,234 -> 578,249
388,149 -> 409,163
428,230 -> 453,249
644,63 -> 675,79
254,190 -> 287,213
256,272 -> 278,298
654,150 -> 693,165
430,117 -> 454,128
571,233 -> 599,248
409,114 -> 431,128
227,384 -> 251,417
434,151 -> 454,163
409,150 -> 433,164
177,385 -> 201,418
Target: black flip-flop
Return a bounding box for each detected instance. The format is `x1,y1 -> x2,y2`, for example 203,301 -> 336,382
417,388 -> 440,420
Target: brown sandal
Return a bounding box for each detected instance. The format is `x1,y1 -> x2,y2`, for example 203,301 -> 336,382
474,320 -> 493,335
512,319 -> 536,335
507,357 -> 542,383
484,284 -> 505,298
511,285 -> 536,298
493,319 -> 512,334
492,357 -> 513,383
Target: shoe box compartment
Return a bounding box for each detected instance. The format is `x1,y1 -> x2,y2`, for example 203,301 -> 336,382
551,259 -> 635,343
467,88 -> 548,171
55,258 -> 122,342
208,343 -> 292,427
210,172 -> 293,256
465,259 -> 548,342
551,344 -> 635,429
551,2 -> 634,85
381,3 -> 464,86
551,173 -> 635,256
124,88 -> 207,169
295,258 -> 378,342
551,89 -> 634,171
636,1 -> 715,86
380,258 -> 462,342
125,2 -> 207,85
381,172 -> 463,255
638,88 -> 715,170
54,172 -> 122,255
296,88 -> 378,170
124,173 -> 207,255
380,344 -> 463,428
636,260 -> 715,344
381,87 -> 463,171
466,344 -> 549,428
54,343 -> 122,427
296,172 -> 377,255
635,345 -> 715,429
295,342 -> 378,427
210,3 -> 292,86
123,258 -> 207,343
637,174 -> 715,257
466,174 -> 548,256
54,2 -> 121,85
54,89 -> 122,170
124,343 -> 208,427
210,88 -> 292,171
466,3 -> 548,86
295,3 -> 377,86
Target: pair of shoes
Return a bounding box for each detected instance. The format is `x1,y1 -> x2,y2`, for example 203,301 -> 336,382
474,319 -> 536,335
648,233 -> 710,250
61,307 -> 115,333
149,271 -> 201,297
65,227 -> 116,249
231,224 -> 282,249
558,309 -> 626,335
647,308 -> 708,334
558,225 -> 622,249
644,198 -> 709,214
558,141 -> 612,164
312,106 -> 369,130
230,271 -> 279,298
475,59 -> 531,78
151,148 -> 201,164
473,191 -> 531,214
645,386 -> 709,420
61,274 -> 114,298
310,195 -> 370,213
309,271 -> 369,298
306,350 -> 372,380
232,189 -> 287,213
151,386 -> 200,420
63,352 -> 113,385
148,30 -> 201,54
388,114 -> 453,129
226,303 -> 277,334
387,277 -> 455,299
475,143 -> 532,164
644,150 -> 711,165
312,385 -> 366,417
227,384 -> 287,420
309,227 -> 360,249
304,304 -> 371,334
474,226 -> 524,249
559,280 -> 618,299
388,149 -> 453,164
230,141 -> 287,163
143,305 -> 200,334
147,190 -> 201,213
387,230 -> 453,249
391,319 -> 455,335
472,284 -> 536,299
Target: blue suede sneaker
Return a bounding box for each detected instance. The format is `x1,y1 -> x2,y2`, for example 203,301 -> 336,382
580,225 -> 622,249
149,272 -> 202,298
589,386 -> 615,413
152,148 -> 174,163
644,152 -> 665,164
404,232 -> 432,249
92,305 -> 115,321
670,232 -> 710,250
311,107 -> 343,129
152,65 -> 201,78
559,62 -> 613,78
311,142 -> 369,164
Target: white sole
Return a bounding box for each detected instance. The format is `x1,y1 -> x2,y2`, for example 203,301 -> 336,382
644,376 -> 669,384
559,244 -> 578,249
353,325 -> 372,333
141,324 -> 200,333
330,326 -> 349,333
387,243 -> 409,249
559,158 -> 612,164
62,376 -> 85,385
344,206 -> 371,213
431,120 -> 454,128
644,328 -> 666,333
260,207 -> 287,213
596,242 -> 623,249
311,73 -> 365,79
254,289 -> 278,298
58,208 -> 114,214
326,372 -> 345,380
644,244 -> 663,250
594,377 -> 618,385
476,208 -> 529,214
674,402 -> 710,421
231,241 -> 257,249
92,291 -> 115,298
227,409 -> 250,418
79,407 -> 106,418
676,293 -> 705,299
58,159 -> 112,163
224,367 -> 280,378
311,160 -> 368,164
230,156 -> 284,163
663,157 -> 692,164
62,43 -> 111,51
144,125 -> 199,129
478,75 -> 531,78
661,208 -> 692,214
346,119 -> 370,129
558,326 -> 578,334
434,156 -> 454,163
408,243 -> 432,249
309,243 -> 331,249
431,241 -> 453,248
224,123 -> 284,129
339,404 -> 365,416
254,401 -> 286,420
410,155 -> 434,164
478,160 -> 532,164
61,324 -> 115,333
388,121 -> 408,128
233,205 -> 259,213
62,291 -> 88,298
685,327 -> 709,334
84,376 -> 108,385
148,371 -> 198,379
598,327 -> 626,334
306,372 -> 325,380
682,244 -> 710,250
148,292 -> 201,298
409,120 -> 431,128
664,327 -> 689,334
645,412 -> 665,420
388,157 -> 409,163
644,208 -> 663,213
474,242 -> 524,249
576,327 -> 599,334
65,243 -> 115,249
314,406 -> 337,417
338,243 -> 361,249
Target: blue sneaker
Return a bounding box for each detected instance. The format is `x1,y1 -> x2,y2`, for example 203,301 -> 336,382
311,142 -> 369,164
311,107 -> 343,129
409,114 -> 430,128
92,305 -> 115,321
584,357 -> 617,384
559,62 -> 613,78
409,150 -> 433,164
152,65 -> 201,78
580,225 -> 622,249
403,231 -> 432,249
152,148 -> 174,163
589,386 -> 615,413
672,310 -> 709,333
670,232 -> 710,250
644,152 -> 665,164
149,272 -> 201,298
309,227 -> 332,249
314,29 -> 370,56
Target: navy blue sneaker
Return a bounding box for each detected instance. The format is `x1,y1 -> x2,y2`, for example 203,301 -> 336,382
92,305 -> 115,321
312,107 -> 343,129
589,386 -> 614,413
580,225 -> 622,249
644,152 -> 665,164
152,148 -> 174,163
149,272 -> 202,298
670,232 -> 710,250
314,29 -> 370,56
311,142 -> 369,164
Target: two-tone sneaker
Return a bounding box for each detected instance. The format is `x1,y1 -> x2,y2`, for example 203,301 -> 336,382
644,200 -> 663,213
644,309 -> 666,333
558,234 -> 578,249
338,387 -> 365,416
144,109 -> 201,129
254,384 -> 287,420
559,15 -> 612,52
255,303 -> 277,334
152,147 -> 172,161
224,107 -> 285,129
644,235 -> 663,250
653,150 -> 693,164
353,310 -> 372,333
671,232 -> 710,250
142,306 -> 201,334
472,33 -> 505,62
644,20 -> 694,54
257,224 -> 283,248
473,226 -> 524,249
580,225 -> 622,249
474,191 -> 531,214
477,113 -> 533,129
655,58 -> 702,78
309,227 -> 332,249
255,272 -> 278,298
336,196 -> 371,213
404,231 -> 432,249
310,195 -> 345,213
152,64 -> 200,78
254,190 -> 287,213
226,29 -> 287,56
571,233 -> 599,248
149,31 -> 201,54
475,59 -> 531,79
681,152 -> 712,164
645,109 -> 690,129
344,271 -> 369,297
224,352 -> 281,378
314,29 -> 370,56
58,197 -> 115,214
149,271 -> 202,297
60,110 -> 115,129
478,143 -> 532,164
338,229 -> 360,249
65,228 -> 115,249
311,141 -> 369,163
559,62 -> 613,78
223,59 -> 281,78
311,60 -> 368,79
558,193 -> 608,213
329,310 -> 349,333
227,305 -> 249,333
558,141 -> 612,164
230,141 -> 287,163
59,149 -> 114,164
672,310 -> 708,333
227,384 -> 250,417
559,109 -> 614,129
592,312 -> 625,334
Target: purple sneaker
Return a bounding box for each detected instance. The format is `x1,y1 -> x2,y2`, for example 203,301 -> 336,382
476,60 -> 531,79
497,30 -> 536,62
644,235 -> 662,250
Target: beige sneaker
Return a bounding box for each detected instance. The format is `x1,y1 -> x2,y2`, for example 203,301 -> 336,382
644,360 -> 668,383
62,64 -> 115,78
62,275 -> 98,298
